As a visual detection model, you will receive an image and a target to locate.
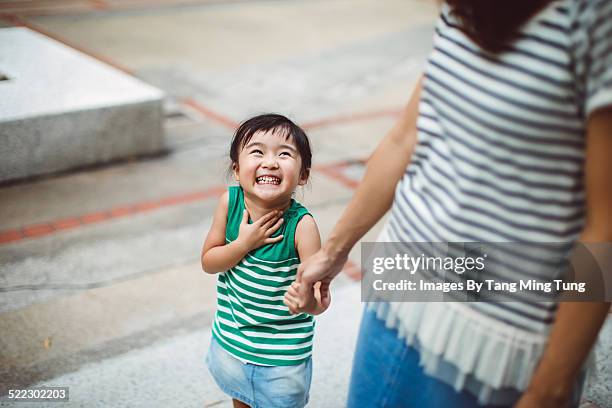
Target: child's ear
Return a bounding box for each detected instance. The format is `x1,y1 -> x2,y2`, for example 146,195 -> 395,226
298,168 -> 310,186
232,163 -> 240,182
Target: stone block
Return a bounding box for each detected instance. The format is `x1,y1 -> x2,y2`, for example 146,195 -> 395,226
0,27 -> 165,183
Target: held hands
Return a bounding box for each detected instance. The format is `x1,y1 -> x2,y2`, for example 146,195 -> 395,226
284,246 -> 347,315
284,281 -> 331,315
236,209 -> 284,252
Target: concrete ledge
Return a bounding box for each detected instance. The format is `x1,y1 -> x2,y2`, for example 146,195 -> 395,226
0,28 -> 165,183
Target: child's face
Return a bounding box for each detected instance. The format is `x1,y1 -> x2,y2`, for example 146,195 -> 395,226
233,130 -> 308,205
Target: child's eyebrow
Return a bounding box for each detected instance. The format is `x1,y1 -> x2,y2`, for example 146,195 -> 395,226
244,141 -> 297,152
279,144 -> 297,152
244,141 -> 265,149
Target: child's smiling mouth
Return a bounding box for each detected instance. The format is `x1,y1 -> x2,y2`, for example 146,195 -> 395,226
256,175 -> 281,185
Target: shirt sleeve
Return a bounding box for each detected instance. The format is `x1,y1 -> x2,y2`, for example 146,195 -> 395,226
570,0 -> 612,119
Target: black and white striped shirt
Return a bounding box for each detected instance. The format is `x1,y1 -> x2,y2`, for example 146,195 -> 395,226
388,0 -> 612,333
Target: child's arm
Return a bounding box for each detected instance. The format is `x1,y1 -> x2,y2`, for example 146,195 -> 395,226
201,192 -> 284,274
283,215 -> 331,315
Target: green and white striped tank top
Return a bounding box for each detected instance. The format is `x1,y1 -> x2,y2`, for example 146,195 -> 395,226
212,186 -> 315,366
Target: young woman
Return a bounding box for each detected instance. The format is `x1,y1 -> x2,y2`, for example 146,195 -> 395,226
288,0 -> 612,406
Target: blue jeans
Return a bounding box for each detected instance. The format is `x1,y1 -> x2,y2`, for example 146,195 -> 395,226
347,307 -> 516,408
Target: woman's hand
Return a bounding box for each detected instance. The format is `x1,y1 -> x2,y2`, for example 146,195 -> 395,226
287,77 -> 423,311
315,280 -> 332,313
514,387 -> 571,408
290,245 -> 347,312
236,209 -> 284,252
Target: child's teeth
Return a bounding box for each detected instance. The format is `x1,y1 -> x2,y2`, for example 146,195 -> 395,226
258,176 -> 280,184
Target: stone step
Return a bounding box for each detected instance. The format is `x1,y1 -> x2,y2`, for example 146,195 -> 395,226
0,27 -> 164,183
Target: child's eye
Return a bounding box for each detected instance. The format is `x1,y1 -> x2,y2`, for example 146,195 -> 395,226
251,149 -> 263,155
279,152 -> 292,157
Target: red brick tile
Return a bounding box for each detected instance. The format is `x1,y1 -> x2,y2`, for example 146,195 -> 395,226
134,202 -> 161,212
0,229 -> 24,244
181,98 -> 238,130
108,207 -> 133,218
80,212 -> 108,224
158,196 -> 188,206
52,218 -> 81,230
22,223 -> 54,238
318,168 -> 359,190
180,191 -> 208,202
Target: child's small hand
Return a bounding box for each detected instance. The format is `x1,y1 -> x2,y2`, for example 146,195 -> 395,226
284,281 -> 316,315
236,209 -> 284,252
284,281 -> 331,315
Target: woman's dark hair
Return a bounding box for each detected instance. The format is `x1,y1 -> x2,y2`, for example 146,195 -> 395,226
445,0 -> 554,54
229,113 -> 312,178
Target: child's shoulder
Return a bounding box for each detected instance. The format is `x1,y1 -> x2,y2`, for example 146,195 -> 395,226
227,185 -> 241,200
285,198 -> 311,219
284,199 -> 317,246
293,211 -> 320,256
286,199 -> 316,231
214,190 -> 230,211
295,212 -> 317,231
224,186 -> 243,212
291,199 -> 317,237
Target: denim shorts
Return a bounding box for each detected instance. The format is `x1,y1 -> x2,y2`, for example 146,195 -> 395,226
206,337 -> 312,408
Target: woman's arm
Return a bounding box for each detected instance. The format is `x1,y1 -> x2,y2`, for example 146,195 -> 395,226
201,192 -> 284,273
516,107 -> 612,408
325,77 -> 422,259
291,77 -> 423,308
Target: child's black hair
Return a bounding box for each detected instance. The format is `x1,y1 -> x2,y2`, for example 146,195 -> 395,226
229,114 -> 312,178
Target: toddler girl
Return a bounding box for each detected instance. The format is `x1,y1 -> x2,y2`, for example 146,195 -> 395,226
201,113 -> 330,408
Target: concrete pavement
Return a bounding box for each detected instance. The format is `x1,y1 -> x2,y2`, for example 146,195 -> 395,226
2,282 -> 362,408
0,1 -> 428,406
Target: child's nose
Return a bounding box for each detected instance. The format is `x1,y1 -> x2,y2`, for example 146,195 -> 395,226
262,155 -> 279,168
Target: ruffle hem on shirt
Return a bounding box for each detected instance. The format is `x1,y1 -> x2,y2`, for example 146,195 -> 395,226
367,296 -> 596,406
